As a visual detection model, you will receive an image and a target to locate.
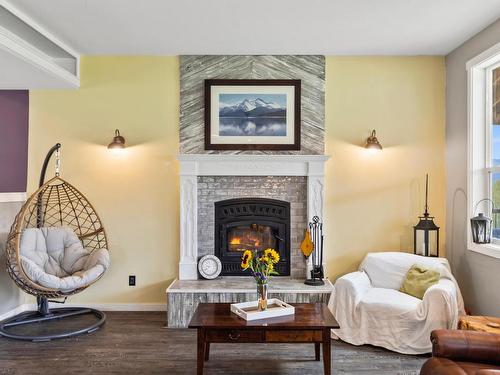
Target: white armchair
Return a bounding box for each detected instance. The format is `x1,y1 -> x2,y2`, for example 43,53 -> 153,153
328,252 -> 465,354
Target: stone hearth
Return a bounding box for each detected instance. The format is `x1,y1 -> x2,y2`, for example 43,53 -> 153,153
166,278 -> 334,328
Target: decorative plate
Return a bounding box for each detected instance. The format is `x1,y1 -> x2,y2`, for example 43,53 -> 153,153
198,255 -> 222,279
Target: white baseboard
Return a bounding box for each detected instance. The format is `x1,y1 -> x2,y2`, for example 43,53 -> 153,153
0,192 -> 26,203
0,302 -> 166,321
62,303 -> 167,312
0,304 -> 31,321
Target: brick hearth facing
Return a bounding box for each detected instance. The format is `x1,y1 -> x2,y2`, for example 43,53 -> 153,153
197,176 -> 308,278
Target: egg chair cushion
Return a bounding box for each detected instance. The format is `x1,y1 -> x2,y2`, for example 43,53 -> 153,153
19,227 -> 110,292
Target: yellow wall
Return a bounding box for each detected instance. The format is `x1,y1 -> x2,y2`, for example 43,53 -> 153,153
28,56 -> 180,304
324,56 -> 446,281
27,55 -> 445,304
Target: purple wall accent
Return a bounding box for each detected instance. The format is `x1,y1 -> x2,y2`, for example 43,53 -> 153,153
0,90 -> 29,193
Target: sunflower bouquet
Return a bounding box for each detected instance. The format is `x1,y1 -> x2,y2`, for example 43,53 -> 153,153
241,248 -> 280,310
240,248 -> 280,284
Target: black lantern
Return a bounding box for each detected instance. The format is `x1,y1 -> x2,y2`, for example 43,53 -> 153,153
471,199 -> 494,244
414,174 -> 440,257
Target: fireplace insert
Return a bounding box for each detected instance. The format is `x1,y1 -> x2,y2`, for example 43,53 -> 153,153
214,198 -> 290,276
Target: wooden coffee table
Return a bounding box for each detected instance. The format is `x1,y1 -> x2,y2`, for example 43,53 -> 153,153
188,303 -> 339,375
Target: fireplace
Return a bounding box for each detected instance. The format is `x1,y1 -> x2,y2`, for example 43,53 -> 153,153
214,198 -> 291,276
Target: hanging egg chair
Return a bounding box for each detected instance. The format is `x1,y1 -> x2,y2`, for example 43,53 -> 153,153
0,144 -> 110,341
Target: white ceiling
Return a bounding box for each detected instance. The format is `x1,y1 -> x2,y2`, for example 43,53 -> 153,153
7,0 -> 500,55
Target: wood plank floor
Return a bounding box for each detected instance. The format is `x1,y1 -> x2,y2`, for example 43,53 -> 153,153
0,312 -> 428,374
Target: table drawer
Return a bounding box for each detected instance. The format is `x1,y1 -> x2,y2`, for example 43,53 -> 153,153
265,330 -> 322,342
207,329 -> 263,343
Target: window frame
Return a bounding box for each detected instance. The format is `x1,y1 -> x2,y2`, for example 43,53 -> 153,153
467,42 -> 500,259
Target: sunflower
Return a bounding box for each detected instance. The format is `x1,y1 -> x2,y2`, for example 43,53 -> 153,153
259,256 -> 270,264
264,248 -> 280,264
241,250 -> 253,269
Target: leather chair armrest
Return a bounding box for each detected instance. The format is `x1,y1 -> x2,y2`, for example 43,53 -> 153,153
431,329 -> 500,365
420,357 -> 468,375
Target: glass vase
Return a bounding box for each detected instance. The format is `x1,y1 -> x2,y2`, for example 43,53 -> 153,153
257,282 -> 268,311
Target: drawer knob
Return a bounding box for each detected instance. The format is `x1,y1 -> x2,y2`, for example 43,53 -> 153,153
229,332 -> 240,341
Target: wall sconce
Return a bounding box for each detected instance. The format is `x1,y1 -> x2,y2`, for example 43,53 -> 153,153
364,129 -> 383,151
107,129 -> 125,151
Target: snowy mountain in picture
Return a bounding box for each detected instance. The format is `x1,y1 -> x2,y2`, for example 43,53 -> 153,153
219,95 -> 286,118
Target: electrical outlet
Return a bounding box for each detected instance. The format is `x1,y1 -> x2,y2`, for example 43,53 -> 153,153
129,275 -> 136,286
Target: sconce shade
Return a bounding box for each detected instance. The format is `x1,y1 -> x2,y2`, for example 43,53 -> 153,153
108,129 -> 125,149
365,129 -> 382,150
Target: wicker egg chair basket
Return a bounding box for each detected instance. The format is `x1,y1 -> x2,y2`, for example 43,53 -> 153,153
0,144 -> 109,341
5,176 -> 109,299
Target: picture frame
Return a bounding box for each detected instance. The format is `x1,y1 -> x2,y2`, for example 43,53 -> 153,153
204,79 -> 301,150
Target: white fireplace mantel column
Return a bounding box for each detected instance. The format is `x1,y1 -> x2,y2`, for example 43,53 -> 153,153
177,154 -> 331,280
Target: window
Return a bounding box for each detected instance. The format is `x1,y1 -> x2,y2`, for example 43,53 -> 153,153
491,65 -> 500,239
467,43 -> 500,258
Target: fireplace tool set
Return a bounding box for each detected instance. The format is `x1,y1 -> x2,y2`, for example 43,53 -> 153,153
303,216 -> 325,286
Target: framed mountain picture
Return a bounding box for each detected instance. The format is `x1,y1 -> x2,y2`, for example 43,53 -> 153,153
204,79 -> 301,150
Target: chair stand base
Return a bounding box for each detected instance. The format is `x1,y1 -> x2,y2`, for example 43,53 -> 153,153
0,306 -> 106,342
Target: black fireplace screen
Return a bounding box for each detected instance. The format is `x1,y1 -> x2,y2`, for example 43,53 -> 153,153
214,198 -> 290,276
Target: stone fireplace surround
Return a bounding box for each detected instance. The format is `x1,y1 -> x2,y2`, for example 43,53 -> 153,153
177,154 -> 330,280
168,55 -> 330,327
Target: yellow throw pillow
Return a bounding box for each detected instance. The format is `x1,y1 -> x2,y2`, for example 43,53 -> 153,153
399,264 -> 440,299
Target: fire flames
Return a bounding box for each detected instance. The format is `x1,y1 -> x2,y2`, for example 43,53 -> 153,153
228,225 -> 274,252
229,238 -> 241,245
229,235 -> 261,250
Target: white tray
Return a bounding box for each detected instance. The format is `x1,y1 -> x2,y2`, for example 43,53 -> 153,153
230,299 -> 295,321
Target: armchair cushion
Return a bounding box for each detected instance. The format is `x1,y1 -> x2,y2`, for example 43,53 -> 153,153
360,252 -> 450,289
19,227 -> 110,292
361,288 -> 421,314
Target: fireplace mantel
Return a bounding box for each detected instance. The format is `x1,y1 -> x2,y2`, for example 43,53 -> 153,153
177,154 -> 331,280
177,154 -> 330,176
